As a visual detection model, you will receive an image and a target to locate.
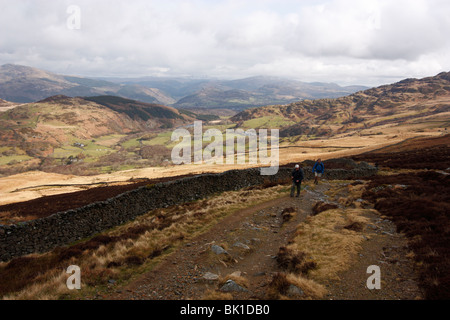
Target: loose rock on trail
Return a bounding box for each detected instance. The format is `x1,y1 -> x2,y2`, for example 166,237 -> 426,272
106,181 -> 422,300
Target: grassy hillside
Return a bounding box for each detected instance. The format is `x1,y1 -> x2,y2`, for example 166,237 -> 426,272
231,72 -> 450,138
0,96 -> 194,176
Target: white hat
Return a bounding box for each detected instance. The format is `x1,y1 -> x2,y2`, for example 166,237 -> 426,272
295,164 -> 300,168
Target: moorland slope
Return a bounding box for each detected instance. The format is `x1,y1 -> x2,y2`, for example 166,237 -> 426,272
232,71 -> 450,137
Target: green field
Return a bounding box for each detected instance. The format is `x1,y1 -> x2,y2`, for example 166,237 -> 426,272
0,155 -> 33,166
52,142 -> 114,160
91,134 -> 127,147
242,116 -> 295,129
122,138 -> 141,149
144,131 -> 173,146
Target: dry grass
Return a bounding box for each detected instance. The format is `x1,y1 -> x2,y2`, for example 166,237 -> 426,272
375,168 -> 425,176
269,181 -> 375,300
266,272 -> 327,300
218,272 -> 250,289
1,184 -> 288,300
289,208 -> 372,281
267,272 -> 292,299
2,270 -> 68,300
273,181 -> 375,299
285,273 -> 327,299
267,202 -> 374,300
281,207 -> 296,223
200,272 -> 250,300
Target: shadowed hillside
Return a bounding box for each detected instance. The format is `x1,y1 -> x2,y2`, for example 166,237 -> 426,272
83,96 -> 184,122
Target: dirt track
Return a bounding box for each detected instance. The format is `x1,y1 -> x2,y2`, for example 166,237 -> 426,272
106,181 -> 422,301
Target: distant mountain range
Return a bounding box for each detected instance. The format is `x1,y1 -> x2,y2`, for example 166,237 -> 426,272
102,74 -> 369,110
0,64 -> 368,109
0,64 -> 175,105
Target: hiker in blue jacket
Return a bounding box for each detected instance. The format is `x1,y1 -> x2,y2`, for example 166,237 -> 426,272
313,159 -> 324,185
291,164 -> 304,198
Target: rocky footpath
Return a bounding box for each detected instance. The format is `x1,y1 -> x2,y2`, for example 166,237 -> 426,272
106,180 -> 421,300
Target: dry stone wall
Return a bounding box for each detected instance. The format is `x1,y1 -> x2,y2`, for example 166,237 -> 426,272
0,164 -> 377,262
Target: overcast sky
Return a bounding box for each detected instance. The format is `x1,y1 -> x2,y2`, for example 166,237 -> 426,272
1,0 -> 449,86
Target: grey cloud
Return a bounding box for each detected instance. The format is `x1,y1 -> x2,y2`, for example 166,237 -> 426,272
0,0 -> 449,86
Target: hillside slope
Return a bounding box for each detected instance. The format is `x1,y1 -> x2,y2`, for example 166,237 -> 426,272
351,134 -> 450,170
83,96 -> 185,124
231,72 -> 450,136
0,98 -> 18,111
0,95 -> 194,175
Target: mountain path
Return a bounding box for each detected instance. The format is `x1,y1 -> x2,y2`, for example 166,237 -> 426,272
105,181 -> 422,300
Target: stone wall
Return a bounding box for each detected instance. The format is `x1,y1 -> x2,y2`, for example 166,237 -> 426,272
0,165 -> 377,262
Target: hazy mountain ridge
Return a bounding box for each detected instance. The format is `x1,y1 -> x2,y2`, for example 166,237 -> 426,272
0,64 -> 368,109
171,76 -> 369,109
0,63 -> 372,119
231,71 -> 450,137
0,64 -> 174,105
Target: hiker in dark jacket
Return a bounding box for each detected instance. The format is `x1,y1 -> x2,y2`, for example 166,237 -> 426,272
313,159 -> 324,185
291,164 -> 304,198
